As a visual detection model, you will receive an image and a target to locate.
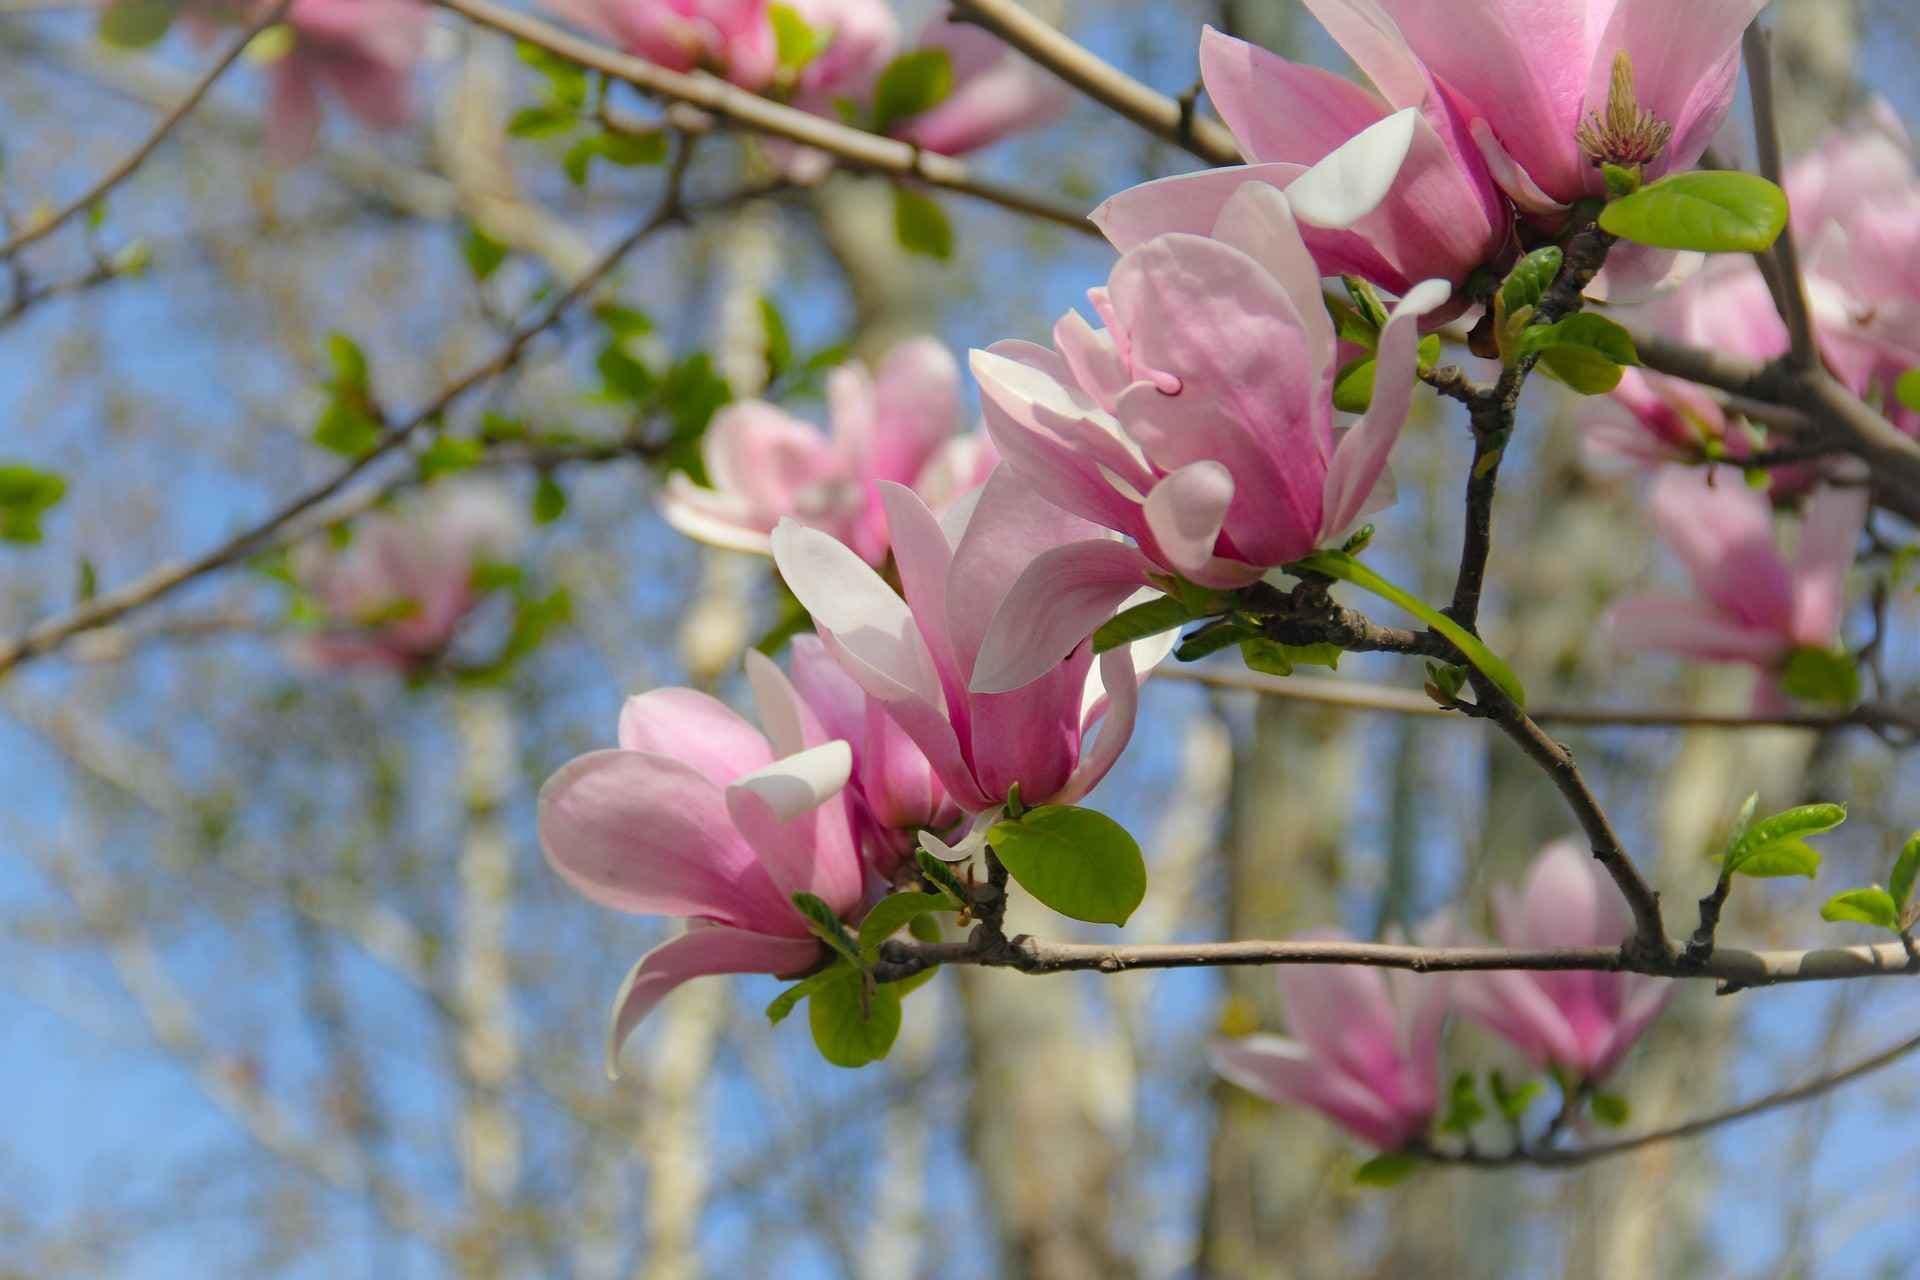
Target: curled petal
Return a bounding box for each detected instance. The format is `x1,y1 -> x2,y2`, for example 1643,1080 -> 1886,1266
605,926 -> 822,1078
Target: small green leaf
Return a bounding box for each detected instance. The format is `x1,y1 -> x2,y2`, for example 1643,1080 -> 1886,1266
808,968 -> 901,1067
326,332 -> 368,393
516,40 -> 588,108
759,297 -> 793,380
1415,333 -> 1441,374
1240,637 -> 1340,677
1440,1072 -> 1486,1134
312,402 -> 381,458
99,0 -> 178,48
595,304 -> 653,338
0,464 -> 68,544
1174,616 -> 1256,662
1890,832 -> 1920,910
462,226 -> 509,281
562,136 -> 597,187
893,186 -> 954,260
870,49 -> 954,134
1325,292 -> 1376,350
1332,356 -> 1377,413
1726,802 -> 1846,879
1500,245 -> 1563,319
1820,886 -> 1900,931
988,805 -> 1146,927
598,129 -> 668,166
1597,170 -> 1790,253
1589,1092 -> 1630,1128
1895,368 -> 1920,415
507,104 -> 577,139
1537,345 -> 1625,394
531,473 -> 567,525
1093,594 -> 1193,653
76,556 -> 98,603
1489,1071 -> 1544,1122
913,847 -> 971,905
791,891 -> 863,965
418,437 -> 484,481
856,892 -> 951,961
1342,275 -> 1390,334
765,966 -> 842,1025
1780,646 -> 1860,708
768,2 -> 830,72
1601,162 -> 1641,198
1353,1152 -> 1422,1187
1003,782 -> 1024,820
1294,550 -> 1527,708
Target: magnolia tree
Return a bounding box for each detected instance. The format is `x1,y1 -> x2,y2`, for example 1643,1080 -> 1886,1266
7,0 -> 1920,1273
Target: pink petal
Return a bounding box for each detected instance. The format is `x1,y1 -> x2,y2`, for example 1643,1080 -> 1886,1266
744,649 -> 831,759
1648,466 -> 1794,630
617,688 -> 774,786
538,749 -> 796,934
1209,1034 -> 1421,1149
605,925 -> 822,1078
1590,0 -> 1768,183
1197,25 -> 1386,164
771,519 -> 946,711
724,741 -> 865,917
1208,182 -> 1337,380
1789,483 -> 1866,649
969,539 -> 1158,695
1142,461 -> 1237,581
876,481 -> 965,699
1606,594 -> 1790,665
1057,645 -> 1147,805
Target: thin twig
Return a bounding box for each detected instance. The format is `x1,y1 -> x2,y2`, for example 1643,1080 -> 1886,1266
1743,24 -> 1819,370
946,0 -> 1242,164
0,1 -> 294,260
437,0 -> 1100,235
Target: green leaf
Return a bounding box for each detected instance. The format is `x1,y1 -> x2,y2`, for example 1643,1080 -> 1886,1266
856,891 -> 951,961
326,332 -> 368,393
1895,368 -> 1920,415
870,49 -> 954,134
597,129 -> 668,166
1780,646 -> 1860,708
1500,246 -> 1563,319
1601,162 -> 1642,198
596,344 -> 656,403
1174,616 -> 1256,662
1440,1072 -> 1486,1134
893,186 -> 954,260
1597,170 -> 1790,253
1332,356 -> 1377,413
462,226 -> 508,281
1240,637 -> 1340,677
1726,802 -> 1846,879
1093,594 -> 1193,654
562,136 -> 597,187
507,104 -> 577,139
1489,1071 -> 1544,1122
913,847 -> 971,905
759,296 -> 793,380
765,966 -> 842,1025
531,473 -> 567,525
0,464 -> 67,545
1520,314 -> 1638,395
1536,345 -> 1625,394
1732,838 -> 1821,879
418,436 -> 483,481
312,402 -> 381,458
1353,1152 -> 1421,1187
768,2 -> 830,72
99,0 -> 178,48
792,891 -> 863,965
1891,832 -> 1920,910
75,556 -> 98,603
1820,886 -> 1899,931
661,352 -> 732,439
1342,275 -> 1390,334
1415,333 -> 1441,374
1325,292 -> 1376,350
516,40 -> 588,109
987,805 -> 1146,926
595,303 -> 653,339
1293,550 -> 1527,708
808,967 -> 901,1067
1589,1092 -> 1630,1128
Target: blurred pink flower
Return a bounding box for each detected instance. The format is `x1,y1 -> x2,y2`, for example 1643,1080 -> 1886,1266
1453,840 -> 1672,1082
542,0 -> 779,88
1607,467 -> 1864,709
295,483 -> 524,673
968,182 -> 1448,692
770,467 -> 1170,815
660,337 -> 991,565
886,18 -> 1070,155
1091,21 -> 1507,298
1210,934 -> 1447,1150
539,665 -> 866,1074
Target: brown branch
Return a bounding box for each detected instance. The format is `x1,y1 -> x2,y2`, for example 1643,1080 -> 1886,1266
437,0 -> 1100,236
946,0 -> 1242,165
0,150 -> 731,680
1433,1025 -> 1920,1169
875,931 -> 1920,991
0,1 -> 294,260
1743,24 -> 1819,370
1153,666 -> 1920,736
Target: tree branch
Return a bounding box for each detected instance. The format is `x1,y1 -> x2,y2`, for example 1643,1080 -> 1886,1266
1743,24 -> 1819,370
0,1 -> 294,260
946,0 -> 1242,164
436,0 -> 1100,236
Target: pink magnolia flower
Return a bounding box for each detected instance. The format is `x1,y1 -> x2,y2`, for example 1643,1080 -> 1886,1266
886,18 -> 1071,156
1342,0 -> 1766,216
539,664 -> 866,1075
1453,840 -> 1672,1082
967,182 -> 1449,692
542,0 -> 779,88
1583,366 -> 1743,468
1210,936 -> 1447,1150
295,483 -> 524,673
1090,19 -> 1508,297
660,338 -> 990,565
1607,467 -> 1865,711
783,634 -> 962,880
770,467 -> 1170,816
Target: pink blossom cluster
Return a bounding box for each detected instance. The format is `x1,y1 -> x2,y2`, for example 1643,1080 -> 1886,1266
1213,842 -> 1672,1150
